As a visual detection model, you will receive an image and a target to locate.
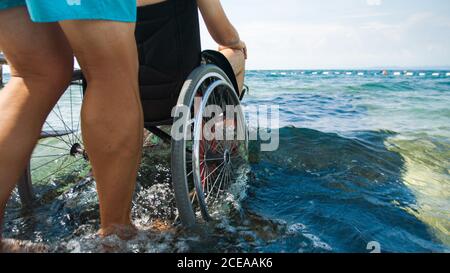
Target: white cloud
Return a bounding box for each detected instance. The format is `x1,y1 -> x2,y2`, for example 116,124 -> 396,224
201,0 -> 450,69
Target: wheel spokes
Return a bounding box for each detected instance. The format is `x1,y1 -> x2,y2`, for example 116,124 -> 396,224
31,76 -> 89,185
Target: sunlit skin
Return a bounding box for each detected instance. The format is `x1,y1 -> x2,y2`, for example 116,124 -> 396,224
138,0 -> 247,92
0,7 -> 143,252
197,0 -> 247,93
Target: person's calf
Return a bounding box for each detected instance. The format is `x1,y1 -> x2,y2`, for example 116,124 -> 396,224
57,19 -> 141,240
0,61 -> 73,225
79,78 -> 143,235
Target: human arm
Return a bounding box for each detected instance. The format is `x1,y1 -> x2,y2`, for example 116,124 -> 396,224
197,0 -> 247,58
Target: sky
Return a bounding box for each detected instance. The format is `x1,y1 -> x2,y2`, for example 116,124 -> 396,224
200,0 -> 450,70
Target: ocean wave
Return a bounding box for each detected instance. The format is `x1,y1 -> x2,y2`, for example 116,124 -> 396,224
247,127 -> 449,252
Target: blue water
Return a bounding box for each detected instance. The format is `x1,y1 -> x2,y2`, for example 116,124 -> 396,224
242,70 -> 450,253
3,70 -> 450,253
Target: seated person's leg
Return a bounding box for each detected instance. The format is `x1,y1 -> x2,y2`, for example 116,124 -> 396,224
58,20 -> 143,239
219,48 -> 246,94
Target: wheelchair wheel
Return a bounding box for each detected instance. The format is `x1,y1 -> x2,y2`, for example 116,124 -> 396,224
30,72 -> 90,188
171,64 -> 248,226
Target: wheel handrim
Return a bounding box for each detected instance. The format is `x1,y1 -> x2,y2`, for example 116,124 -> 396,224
191,79 -> 248,220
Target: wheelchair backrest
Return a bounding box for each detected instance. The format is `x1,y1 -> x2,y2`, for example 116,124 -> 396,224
136,0 -> 201,123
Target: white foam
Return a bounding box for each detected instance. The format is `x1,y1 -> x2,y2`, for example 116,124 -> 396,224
405,72 -> 414,76
393,72 -> 401,76
334,71 -> 341,75
346,72 -> 352,75
280,72 -> 287,75
312,72 -> 318,75
287,223 -> 306,235
357,72 -> 364,76
446,72 -> 450,77
322,71 -> 330,75
303,233 -> 333,251
432,72 -> 440,77
419,72 -> 426,76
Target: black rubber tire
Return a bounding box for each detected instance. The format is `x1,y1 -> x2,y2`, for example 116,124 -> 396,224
171,64 -> 235,227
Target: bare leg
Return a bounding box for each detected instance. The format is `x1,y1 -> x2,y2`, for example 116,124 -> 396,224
219,48 -> 246,94
0,7 -> 73,241
58,20 -> 143,238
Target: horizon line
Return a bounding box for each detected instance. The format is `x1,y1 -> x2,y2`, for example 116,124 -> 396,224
246,67 -> 450,71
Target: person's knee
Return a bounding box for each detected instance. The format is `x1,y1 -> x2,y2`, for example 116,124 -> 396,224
220,48 -> 245,75
37,57 -> 73,92
11,54 -> 73,94
77,44 -> 138,89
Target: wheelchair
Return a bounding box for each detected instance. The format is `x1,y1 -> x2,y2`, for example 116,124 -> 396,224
9,0 -> 249,227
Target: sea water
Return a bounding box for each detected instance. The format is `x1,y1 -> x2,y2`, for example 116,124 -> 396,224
3,70 -> 450,253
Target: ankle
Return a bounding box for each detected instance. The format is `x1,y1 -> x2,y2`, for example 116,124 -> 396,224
98,223 -> 137,241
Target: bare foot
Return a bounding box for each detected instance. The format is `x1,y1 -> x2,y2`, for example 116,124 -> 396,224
0,239 -> 48,253
97,224 -> 139,253
98,224 -> 138,241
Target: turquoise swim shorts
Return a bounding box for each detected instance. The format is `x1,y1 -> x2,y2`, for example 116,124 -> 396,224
0,0 -> 136,23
